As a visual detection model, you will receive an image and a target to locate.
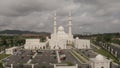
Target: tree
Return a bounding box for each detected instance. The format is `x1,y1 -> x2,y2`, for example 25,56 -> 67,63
41,65 -> 46,68
103,35 -> 112,43
96,36 -> 102,42
67,62 -> 74,66
0,62 -> 4,68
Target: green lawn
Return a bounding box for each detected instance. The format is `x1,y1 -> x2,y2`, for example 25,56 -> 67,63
0,54 -> 10,60
0,54 -> 10,68
112,39 -> 120,45
78,51 -> 89,61
94,48 -> 120,64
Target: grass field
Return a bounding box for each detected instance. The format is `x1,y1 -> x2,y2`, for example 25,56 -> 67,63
0,54 -> 10,60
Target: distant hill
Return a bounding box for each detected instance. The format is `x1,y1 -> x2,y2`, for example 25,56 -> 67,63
0,30 -> 50,35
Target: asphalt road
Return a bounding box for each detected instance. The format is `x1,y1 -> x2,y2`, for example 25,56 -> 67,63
62,49 -> 90,68
62,49 -> 81,65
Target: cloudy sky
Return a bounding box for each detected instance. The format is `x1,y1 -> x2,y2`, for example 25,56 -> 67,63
0,0 -> 120,34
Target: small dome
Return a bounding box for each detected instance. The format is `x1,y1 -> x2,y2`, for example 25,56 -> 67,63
96,54 -> 104,61
76,37 -> 79,39
58,26 -> 64,31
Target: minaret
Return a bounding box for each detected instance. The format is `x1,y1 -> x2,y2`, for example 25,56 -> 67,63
54,11 -> 57,34
68,11 -> 72,35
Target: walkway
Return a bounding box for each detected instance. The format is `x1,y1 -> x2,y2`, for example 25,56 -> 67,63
56,50 -> 61,63
27,52 -> 37,64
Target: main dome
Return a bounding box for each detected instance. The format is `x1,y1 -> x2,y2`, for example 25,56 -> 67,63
58,26 -> 64,31
96,54 -> 104,61
57,26 -> 68,39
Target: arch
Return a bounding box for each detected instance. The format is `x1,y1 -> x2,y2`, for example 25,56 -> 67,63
35,47 -> 37,50
86,45 -> 88,49
43,46 -> 45,49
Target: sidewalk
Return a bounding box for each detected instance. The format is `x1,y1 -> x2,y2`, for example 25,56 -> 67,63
91,43 -> 100,49
111,43 -> 120,48
0,51 -> 4,54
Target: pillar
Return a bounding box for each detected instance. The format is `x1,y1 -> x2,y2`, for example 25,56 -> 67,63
111,49 -> 113,54
54,64 -> 56,68
54,11 -> 57,34
108,47 -> 110,52
76,64 -> 78,68
115,51 -> 118,57
68,11 -> 72,35
56,50 -> 61,63
11,64 -> 13,68
32,64 -> 34,68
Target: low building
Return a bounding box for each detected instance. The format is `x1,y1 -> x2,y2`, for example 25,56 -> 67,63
74,37 -> 91,49
5,47 -> 18,55
24,39 -> 46,50
90,54 -> 111,68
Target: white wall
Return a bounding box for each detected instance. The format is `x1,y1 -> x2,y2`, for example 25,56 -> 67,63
24,39 -> 46,50
93,62 -> 110,68
54,64 -> 78,68
90,57 -> 111,68
5,47 -> 18,55
49,39 -> 67,49
75,39 -> 90,49
25,39 -> 40,45
55,66 -> 77,68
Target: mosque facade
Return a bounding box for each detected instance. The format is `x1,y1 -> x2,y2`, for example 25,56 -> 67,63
24,12 -> 91,50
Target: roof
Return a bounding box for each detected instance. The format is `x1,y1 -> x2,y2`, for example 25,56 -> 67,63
95,54 -> 104,61
90,54 -> 111,62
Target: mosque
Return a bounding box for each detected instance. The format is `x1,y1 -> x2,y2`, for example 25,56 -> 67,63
7,12 -> 111,68
24,12 -> 91,50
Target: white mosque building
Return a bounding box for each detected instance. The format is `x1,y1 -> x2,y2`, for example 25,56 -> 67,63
24,12 -> 91,50
90,54 -> 111,68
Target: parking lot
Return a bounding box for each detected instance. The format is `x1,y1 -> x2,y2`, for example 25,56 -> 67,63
3,49 -> 93,68
31,50 -> 57,67
4,50 -> 33,65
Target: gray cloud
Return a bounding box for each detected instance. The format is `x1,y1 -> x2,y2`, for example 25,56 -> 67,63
0,0 -> 120,34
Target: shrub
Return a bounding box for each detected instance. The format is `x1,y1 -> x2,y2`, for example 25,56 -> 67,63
0,62 -> 4,68
67,62 -> 74,66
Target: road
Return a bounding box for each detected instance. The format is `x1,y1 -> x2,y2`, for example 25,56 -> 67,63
62,49 -> 81,65
111,43 -> 120,48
